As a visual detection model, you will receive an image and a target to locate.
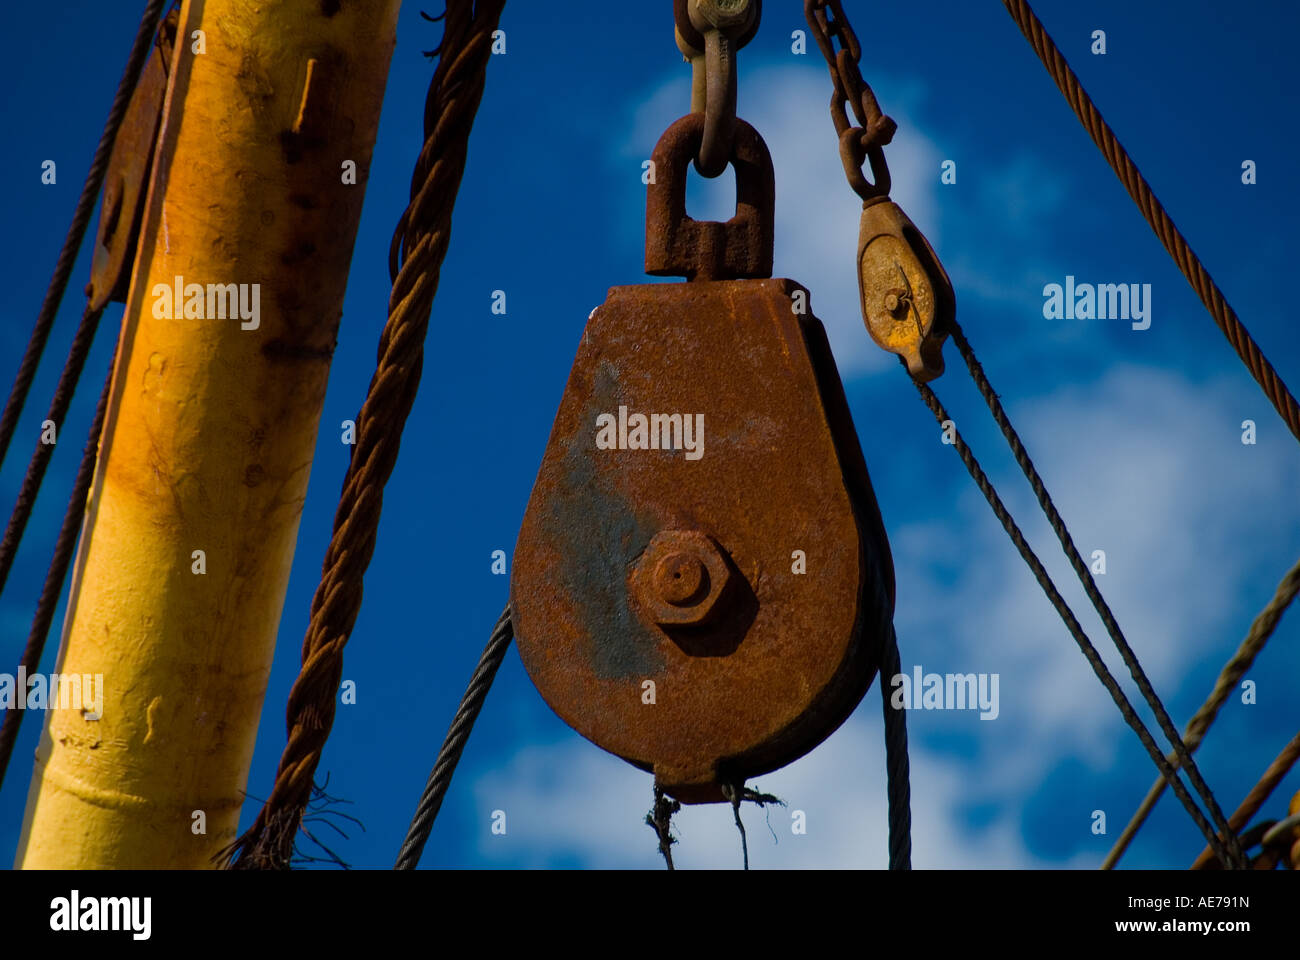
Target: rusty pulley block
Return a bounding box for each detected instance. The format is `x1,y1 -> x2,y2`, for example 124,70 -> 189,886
511,111 -> 896,804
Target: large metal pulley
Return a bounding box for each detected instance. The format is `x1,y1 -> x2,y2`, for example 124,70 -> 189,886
511,112 -> 896,804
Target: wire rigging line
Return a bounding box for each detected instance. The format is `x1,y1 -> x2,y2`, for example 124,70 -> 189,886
1000,0 -> 1300,447
880,623 -> 911,870
0,358 -> 116,793
224,0 -> 507,870
0,0 -> 168,478
911,372 -> 1238,869
722,783 -> 751,870
719,784 -> 785,871
1190,731 -> 1300,870
1104,556 -> 1300,869
395,605 -> 512,870
645,784 -> 681,870
395,621 -> 909,871
945,322 -> 1244,867
0,303 -> 110,603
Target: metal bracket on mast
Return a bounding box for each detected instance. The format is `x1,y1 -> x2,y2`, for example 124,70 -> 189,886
87,10 -> 178,312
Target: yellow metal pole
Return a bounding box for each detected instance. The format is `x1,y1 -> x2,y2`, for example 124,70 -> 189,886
1289,791 -> 1300,869
16,0 -> 401,868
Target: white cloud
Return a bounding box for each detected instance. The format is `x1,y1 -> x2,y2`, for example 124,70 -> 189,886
906,367 -> 1299,716
472,721 -> 1064,870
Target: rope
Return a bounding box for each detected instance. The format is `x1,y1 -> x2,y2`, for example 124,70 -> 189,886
224,0 -> 507,870
1260,810 -> 1300,853
1104,555 -> 1300,868
880,623 -> 911,869
912,375 -> 1237,868
646,784 -> 680,870
722,782 -> 751,870
718,783 -> 784,870
1001,0 -> 1300,447
722,783 -> 747,869
0,304 -> 109,603
0,0 -> 168,476
1190,731 -> 1300,870
946,322 -> 1244,867
0,357 -> 115,793
394,605 -> 512,870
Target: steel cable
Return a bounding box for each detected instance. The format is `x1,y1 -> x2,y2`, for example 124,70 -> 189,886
946,321 -> 1245,868
224,0 -> 507,870
1001,0 -> 1300,447
395,618 -> 911,870
0,0 -> 168,476
0,356 -> 115,793
912,375 -> 1236,868
0,303 -> 109,602
1105,557 -> 1300,868
880,622 -> 911,869
395,605 -> 512,870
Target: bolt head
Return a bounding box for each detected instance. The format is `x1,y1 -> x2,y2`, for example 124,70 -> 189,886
655,552 -> 708,606
633,530 -> 734,627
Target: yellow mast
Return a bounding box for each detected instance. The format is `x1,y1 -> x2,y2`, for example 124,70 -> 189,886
16,0 -> 401,868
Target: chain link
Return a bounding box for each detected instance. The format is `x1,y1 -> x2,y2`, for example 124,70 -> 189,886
675,0 -> 761,177
804,0 -> 896,201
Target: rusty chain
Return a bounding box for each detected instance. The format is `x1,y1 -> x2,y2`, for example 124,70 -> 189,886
674,0 -> 761,177
803,0 -> 896,202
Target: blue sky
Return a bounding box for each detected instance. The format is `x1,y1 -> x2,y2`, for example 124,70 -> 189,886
2,0 -> 1298,869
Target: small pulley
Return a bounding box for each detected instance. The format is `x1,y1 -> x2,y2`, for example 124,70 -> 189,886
857,197 -> 954,381
511,107 -> 897,804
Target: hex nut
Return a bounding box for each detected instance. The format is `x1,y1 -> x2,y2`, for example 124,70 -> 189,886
633,529 -> 733,626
